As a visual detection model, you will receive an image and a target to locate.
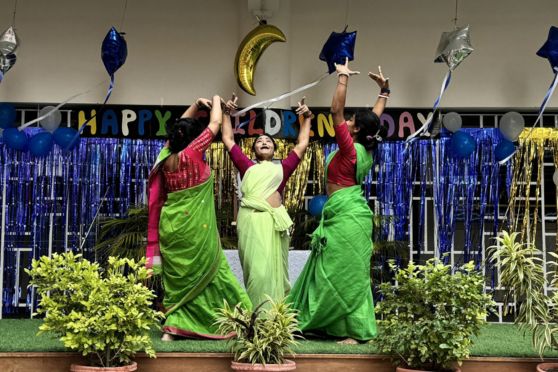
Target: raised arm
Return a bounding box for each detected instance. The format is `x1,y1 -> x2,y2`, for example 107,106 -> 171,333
181,97 -> 212,119
368,66 -> 390,118
331,58 -> 360,126
221,93 -> 239,151
207,95 -> 222,136
293,97 -> 313,159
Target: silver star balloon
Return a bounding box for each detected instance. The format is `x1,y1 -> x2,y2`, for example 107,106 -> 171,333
0,52 -> 16,74
0,26 -> 19,56
434,25 -> 473,71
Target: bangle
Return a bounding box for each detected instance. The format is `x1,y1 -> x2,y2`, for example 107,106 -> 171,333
337,81 -> 347,86
380,87 -> 391,94
378,94 -> 389,99
337,72 -> 350,77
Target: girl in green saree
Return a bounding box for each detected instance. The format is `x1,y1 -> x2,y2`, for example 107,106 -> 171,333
147,95 -> 251,341
289,58 -> 390,343
221,94 -> 312,307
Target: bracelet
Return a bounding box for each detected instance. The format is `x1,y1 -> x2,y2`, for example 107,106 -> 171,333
378,94 -> 389,99
337,72 -> 350,77
380,87 -> 391,94
337,81 -> 347,86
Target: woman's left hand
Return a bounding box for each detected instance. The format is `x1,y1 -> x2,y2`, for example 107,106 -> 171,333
368,66 -> 389,89
295,97 -> 313,119
222,93 -> 239,114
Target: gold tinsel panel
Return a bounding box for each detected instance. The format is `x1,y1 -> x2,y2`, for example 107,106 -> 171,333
508,128 -> 558,243
239,138 -> 324,214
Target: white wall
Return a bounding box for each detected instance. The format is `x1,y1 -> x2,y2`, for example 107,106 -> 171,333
0,0 -> 556,108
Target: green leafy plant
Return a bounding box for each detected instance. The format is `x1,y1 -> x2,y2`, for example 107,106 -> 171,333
214,297 -> 300,365
94,205 -> 148,263
489,231 -> 555,357
375,259 -> 494,372
26,252 -> 164,368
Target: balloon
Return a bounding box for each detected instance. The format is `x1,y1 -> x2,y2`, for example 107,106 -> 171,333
53,127 -> 80,150
2,127 -> 28,151
0,103 -> 16,128
553,169 -> 558,186
319,27 -> 357,74
101,27 -> 128,76
29,131 -> 54,157
449,130 -> 476,158
0,52 -> 16,75
537,26 -> 558,72
495,140 -> 516,162
308,195 -> 328,217
499,112 -> 525,141
0,26 -> 19,56
434,25 -> 474,71
38,106 -> 62,133
234,21 -> 286,96
442,112 -> 462,133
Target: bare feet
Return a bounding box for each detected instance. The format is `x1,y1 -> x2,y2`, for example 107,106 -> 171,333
161,333 -> 175,341
337,338 -> 359,345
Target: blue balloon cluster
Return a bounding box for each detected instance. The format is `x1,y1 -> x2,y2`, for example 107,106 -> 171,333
319,29 -> 357,74
0,103 -> 16,129
102,27 -> 128,76
308,195 -> 328,217
449,130 -> 476,159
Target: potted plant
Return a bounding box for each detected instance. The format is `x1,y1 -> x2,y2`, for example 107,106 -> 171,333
26,252 -> 164,371
489,231 -> 558,372
214,297 -> 299,371
374,258 -> 494,372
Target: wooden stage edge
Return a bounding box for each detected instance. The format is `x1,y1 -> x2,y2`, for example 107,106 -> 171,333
1,352 -> 556,372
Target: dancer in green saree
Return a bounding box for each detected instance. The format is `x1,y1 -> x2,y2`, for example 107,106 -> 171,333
221,95 -> 312,307
289,59 -> 390,343
147,95 -> 251,341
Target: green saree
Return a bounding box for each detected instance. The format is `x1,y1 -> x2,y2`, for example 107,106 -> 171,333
288,143 -> 377,341
154,151 -> 251,338
237,161 -> 293,307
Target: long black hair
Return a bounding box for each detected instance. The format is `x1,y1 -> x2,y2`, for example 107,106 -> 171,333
344,109 -> 387,151
166,117 -> 206,153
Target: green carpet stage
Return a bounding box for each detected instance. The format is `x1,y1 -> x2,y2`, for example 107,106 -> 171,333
1,320 -> 557,371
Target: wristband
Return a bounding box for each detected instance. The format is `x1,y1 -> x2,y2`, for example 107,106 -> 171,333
378,94 -> 389,99
380,87 -> 391,94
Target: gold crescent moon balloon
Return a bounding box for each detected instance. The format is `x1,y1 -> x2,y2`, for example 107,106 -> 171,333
235,22 -> 286,96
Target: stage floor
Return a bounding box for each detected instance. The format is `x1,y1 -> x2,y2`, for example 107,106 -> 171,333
1,320 -> 557,372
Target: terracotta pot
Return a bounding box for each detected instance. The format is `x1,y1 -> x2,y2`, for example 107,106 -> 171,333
396,366 -> 461,372
231,359 -> 296,371
537,363 -> 558,372
70,362 -> 138,372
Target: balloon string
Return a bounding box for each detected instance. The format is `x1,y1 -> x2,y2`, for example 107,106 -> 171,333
406,70 -> 452,142
120,0 -> 129,32
18,79 -> 108,130
232,72 -> 330,118
453,0 -> 459,28
12,0 -> 18,27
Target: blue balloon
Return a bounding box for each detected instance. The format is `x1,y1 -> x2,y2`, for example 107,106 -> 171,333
449,130 -> 476,159
0,103 -> 16,129
308,195 -> 328,217
495,139 -> 516,162
29,131 -> 54,157
53,127 -> 80,150
2,127 -> 28,151
537,26 -> 558,72
101,27 -> 128,75
319,28 -> 357,74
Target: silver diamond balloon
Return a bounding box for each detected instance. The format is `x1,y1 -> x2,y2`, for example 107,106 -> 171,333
0,26 -> 19,56
0,53 -> 16,74
434,25 -> 473,71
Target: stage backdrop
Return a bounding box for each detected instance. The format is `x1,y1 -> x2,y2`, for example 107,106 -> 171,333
1,104 -> 558,323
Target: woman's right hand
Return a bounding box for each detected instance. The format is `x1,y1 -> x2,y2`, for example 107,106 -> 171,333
334,57 -> 360,77
195,98 -> 212,109
223,93 -> 239,115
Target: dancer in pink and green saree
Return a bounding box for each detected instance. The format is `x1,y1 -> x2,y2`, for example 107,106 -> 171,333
289,59 -> 390,343
147,95 -> 251,341
221,95 -> 312,307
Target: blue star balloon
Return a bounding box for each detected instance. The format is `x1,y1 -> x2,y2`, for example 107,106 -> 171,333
101,27 -> 127,76
319,28 -> 357,74
537,26 -> 558,72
